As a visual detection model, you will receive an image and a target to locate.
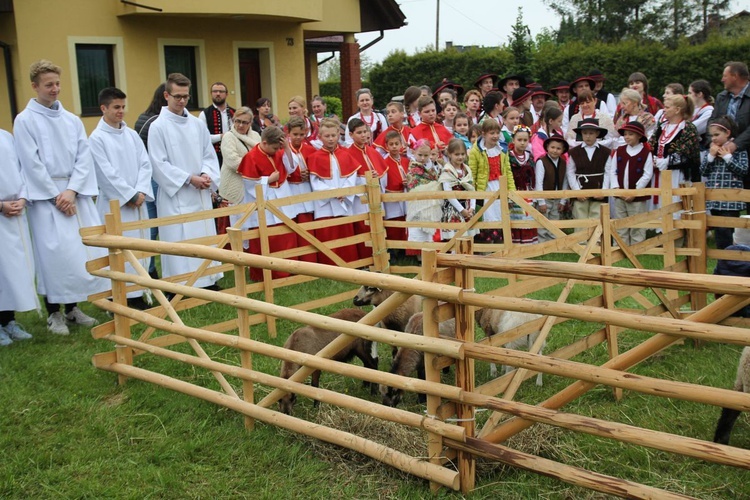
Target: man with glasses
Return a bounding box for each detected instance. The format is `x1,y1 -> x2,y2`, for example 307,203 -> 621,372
711,61 -> 750,188
147,73 -> 222,291
198,82 -> 235,165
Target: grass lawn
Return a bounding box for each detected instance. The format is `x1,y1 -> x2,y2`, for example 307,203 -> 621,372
1,252 -> 748,499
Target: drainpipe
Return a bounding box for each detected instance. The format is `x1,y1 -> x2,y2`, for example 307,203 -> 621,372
0,41 -> 17,120
359,30 -> 384,53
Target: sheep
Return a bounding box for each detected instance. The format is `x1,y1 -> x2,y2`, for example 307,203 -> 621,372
381,308 -> 545,407
380,312 -> 456,407
474,308 -> 545,384
713,347 -> 749,445
353,285 -> 422,357
278,308 -> 379,415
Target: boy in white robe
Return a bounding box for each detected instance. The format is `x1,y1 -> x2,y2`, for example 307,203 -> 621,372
90,87 -> 154,309
0,129 -> 37,345
13,60 -> 105,335
147,73 -> 222,290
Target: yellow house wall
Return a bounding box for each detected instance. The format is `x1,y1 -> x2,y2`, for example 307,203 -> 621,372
8,0 -> 315,133
303,0 -> 361,34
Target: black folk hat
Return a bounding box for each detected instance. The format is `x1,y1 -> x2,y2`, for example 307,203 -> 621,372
573,117 -> 608,139
617,120 -> 648,143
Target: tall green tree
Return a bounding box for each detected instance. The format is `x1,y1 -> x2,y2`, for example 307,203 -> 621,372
508,7 -> 533,76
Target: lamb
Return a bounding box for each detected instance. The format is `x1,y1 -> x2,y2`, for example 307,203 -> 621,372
278,308 -> 379,415
353,285 -> 422,357
380,312 -> 456,407
381,308 -> 545,407
713,347 -> 749,445
474,308 -> 545,384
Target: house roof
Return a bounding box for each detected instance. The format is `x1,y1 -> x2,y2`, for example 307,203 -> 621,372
360,0 -> 407,33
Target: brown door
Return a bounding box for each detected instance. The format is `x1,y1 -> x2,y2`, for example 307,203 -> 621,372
238,48 -> 261,108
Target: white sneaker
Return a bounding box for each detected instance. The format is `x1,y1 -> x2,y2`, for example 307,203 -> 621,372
0,328 -> 12,346
4,321 -> 32,340
65,307 -> 99,327
47,312 -> 70,335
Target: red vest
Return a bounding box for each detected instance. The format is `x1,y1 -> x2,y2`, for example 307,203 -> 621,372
237,144 -> 287,187
384,155 -> 409,193
348,144 -> 387,178
411,122 -> 453,149
307,146 -> 360,180
616,144 -> 651,202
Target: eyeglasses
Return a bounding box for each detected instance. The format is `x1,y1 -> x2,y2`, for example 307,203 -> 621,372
169,93 -> 191,101
233,119 -> 251,126
212,89 -> 227,94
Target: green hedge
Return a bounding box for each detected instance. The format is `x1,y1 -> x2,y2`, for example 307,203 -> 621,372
368,36 -> 750,100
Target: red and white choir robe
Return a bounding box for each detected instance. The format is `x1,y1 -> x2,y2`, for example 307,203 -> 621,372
90,117 -> 154,298
307,146 -> 360,265
148,106 -> 222,288
372,124 -> 416,156
0,130 -> 38,313
238,144 -> 299,281
14,99 -> 108,303
348,143 -> 388,260
383,154 -> 410,242
287,140 -> 318,263
410,121 -> 453,150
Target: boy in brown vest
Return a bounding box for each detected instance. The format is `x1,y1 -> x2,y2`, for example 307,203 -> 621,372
566,118 -> 612,221
612,121 -> 654,245
534,132 -> 569,242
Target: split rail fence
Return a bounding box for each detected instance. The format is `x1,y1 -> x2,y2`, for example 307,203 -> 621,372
81,171 -> 750,498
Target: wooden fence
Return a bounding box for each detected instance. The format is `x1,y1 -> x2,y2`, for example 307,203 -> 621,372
82,173 -> 750,498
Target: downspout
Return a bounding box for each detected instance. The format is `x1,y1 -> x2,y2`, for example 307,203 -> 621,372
0,41 -> 17,120
359,30 -> 384,53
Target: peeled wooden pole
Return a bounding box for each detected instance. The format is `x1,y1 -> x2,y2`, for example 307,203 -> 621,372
104,204 -> 132,385
483,293 -> 750,444
121,251 -> 239,399
435,253 -> 750,296
445,437 -> 692,500
92,269 -> 464,359
93,299 -> 464,402
228,228 -> 254,429
600,206 -> 623,401
101,362 -> 460,491
478,226 -> 602,437
103,333 -> 465,443
464,343 -> 750,411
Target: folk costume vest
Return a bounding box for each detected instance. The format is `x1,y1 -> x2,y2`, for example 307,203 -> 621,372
616,144 -> 651,202
569,145 -> 611,190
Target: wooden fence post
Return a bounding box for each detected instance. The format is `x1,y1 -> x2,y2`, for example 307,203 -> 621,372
600,204 -> 622,401
454,238 -> 475,494
660,171 -> 678,302
255,184 -> 277,338
228,227 -> 254,430
421,249 -> 444,493
105,200 -> 132,385
686,182 -> 708,316
365,171 -> 389,273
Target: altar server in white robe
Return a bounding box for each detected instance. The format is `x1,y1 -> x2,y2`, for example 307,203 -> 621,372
0,129 -> 38,345
13,60 -> 105,335
147,73 -> 222,289
90,87 -> 154,308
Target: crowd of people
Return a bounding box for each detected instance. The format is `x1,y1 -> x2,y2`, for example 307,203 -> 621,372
2,58 -> 749,345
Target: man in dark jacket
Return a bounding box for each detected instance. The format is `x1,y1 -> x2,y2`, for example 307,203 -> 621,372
711,61 -> 750,187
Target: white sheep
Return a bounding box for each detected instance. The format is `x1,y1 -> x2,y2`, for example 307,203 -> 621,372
475,308 -> 545,384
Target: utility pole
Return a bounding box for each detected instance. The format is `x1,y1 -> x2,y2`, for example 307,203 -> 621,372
435,0 -> 440,50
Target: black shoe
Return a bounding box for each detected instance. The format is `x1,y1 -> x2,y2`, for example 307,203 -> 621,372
203,284 -> 221,292
148,269 -> 160,280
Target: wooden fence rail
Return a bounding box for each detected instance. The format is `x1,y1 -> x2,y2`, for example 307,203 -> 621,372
83,177 -> 750,498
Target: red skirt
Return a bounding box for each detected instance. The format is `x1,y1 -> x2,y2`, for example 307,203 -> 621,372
247,223 -> 298,281
295,212 -> 317,264
385,215 -> 407,243
315,216 -> 358,265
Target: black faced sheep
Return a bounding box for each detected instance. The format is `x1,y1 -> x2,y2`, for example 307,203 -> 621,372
278,308 -> 379,415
